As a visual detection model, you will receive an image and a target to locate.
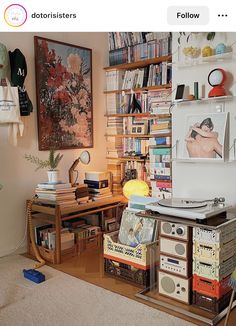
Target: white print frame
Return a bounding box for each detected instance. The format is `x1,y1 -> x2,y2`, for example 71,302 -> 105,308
180,112 -> 228,161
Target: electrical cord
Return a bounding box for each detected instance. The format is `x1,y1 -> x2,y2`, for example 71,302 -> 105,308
27,199 -> 45,269
0,198 -> 45,269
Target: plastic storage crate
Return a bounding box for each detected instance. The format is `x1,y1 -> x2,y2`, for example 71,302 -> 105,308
104,257 -> 151,287
193,220 -> 236,245
193,274 -> 231,299
192,291 -> 233,313
193,239 -> 235,263
103,231 -> 158,270
193,255 -> 235,281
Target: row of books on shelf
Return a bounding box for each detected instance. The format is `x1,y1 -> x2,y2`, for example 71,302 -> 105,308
105,62 -> 172,91
106,136 -> 171,159
151,180 -> 172,199
106,116 -> 171,136
34,226 -> 74,250
150,117 -> 171,135
123,161 -> 150,183
108,38 -> 171,66
34,222 -> 101,251
105,89 -> 171,115
108,32 -> 171,51
149,146 -> 172,199
122,138 -> 149,157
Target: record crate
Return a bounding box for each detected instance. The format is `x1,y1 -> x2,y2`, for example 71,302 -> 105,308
103,231 -> 158,270
193,239 -> 235,263
193,220 -> 236,245
104,257 -> 152,288
193,274 -> 231,299
192,290 -> 233,313
193,255 -> 235,281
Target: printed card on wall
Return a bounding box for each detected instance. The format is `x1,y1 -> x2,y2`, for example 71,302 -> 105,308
34,36 -> 93,150
181,112 -> 228,161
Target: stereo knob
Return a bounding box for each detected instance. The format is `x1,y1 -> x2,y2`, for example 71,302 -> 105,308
176,227 -> 185,236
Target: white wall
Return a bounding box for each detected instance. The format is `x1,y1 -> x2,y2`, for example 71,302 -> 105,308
172,32 -> 236,205
0,32 -> 108,257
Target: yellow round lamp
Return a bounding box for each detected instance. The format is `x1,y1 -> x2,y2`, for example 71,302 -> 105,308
123,179 -> 149,199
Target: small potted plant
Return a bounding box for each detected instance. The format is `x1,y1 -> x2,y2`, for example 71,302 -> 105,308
24,149 -> 63,183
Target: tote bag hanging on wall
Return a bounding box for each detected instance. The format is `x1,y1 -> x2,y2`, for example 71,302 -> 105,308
0,79 -> 24,146
0,79 -> 21,123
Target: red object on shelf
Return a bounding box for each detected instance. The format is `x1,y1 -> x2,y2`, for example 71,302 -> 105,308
208,68 -> 227,97
193,274 -> 231,299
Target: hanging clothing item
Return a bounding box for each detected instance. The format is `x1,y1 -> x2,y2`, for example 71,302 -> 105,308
0,78 -> 24,146
9,48 -> 33,116
0,43 -> 9,80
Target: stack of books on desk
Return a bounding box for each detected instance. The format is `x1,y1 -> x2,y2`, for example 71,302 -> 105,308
75,184 -> 91,204
84,172 -> 112,201
35,182 -> 78,207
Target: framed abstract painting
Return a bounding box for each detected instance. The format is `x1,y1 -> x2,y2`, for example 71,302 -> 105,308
34,36 -> 93,150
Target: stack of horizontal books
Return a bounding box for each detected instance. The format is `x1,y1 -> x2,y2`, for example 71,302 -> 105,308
76,184 -> 91,204
35,182 -> 77,208
84,172 -> 112,201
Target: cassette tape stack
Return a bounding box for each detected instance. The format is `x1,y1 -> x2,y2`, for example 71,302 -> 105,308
192,220 -> 236,313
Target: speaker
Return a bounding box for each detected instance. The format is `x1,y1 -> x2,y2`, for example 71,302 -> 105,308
158,270 -> 191,303
160,221 -> 189,241
160,237 -> 190,260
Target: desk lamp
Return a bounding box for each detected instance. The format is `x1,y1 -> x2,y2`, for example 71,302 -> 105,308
123,179 -> 149,199
69,150 -> 90,186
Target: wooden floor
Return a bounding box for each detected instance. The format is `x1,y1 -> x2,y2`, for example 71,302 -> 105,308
45,248 -> 236,326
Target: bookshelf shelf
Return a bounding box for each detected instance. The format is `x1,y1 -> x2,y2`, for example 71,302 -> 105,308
105,133 -> 171,138
149,145 -> 171,149
104,84 -> 171,94
106,157 -> 150,162
104,55 -> 172,71
105,113 -> 171,119
175,52 -> 235,68
173,95 -> 236,106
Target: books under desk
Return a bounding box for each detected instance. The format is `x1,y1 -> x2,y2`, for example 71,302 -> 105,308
28,195 -> 126,264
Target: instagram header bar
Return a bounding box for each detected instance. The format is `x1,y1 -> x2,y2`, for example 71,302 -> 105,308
0,1 -> 234,31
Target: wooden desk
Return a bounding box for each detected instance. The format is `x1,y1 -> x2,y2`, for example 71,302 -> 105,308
28,195 -> 126,264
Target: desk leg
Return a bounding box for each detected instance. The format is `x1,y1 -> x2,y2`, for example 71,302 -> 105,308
101,211 -> 105,231
55,205 -> 61,264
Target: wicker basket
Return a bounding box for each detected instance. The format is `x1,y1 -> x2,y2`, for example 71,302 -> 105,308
103,231 -> 158,270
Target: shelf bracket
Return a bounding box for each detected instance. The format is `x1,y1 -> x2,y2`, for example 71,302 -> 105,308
172,139 -> 179,159
229,138 -> 236,161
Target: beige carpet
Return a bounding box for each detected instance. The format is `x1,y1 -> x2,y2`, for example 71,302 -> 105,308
0,255 -> 194,326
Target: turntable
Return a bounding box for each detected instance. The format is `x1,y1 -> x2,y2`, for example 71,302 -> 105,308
145,197 -> 231,220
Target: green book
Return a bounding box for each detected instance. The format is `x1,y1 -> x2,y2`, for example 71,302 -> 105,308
151,148 -> 171,155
